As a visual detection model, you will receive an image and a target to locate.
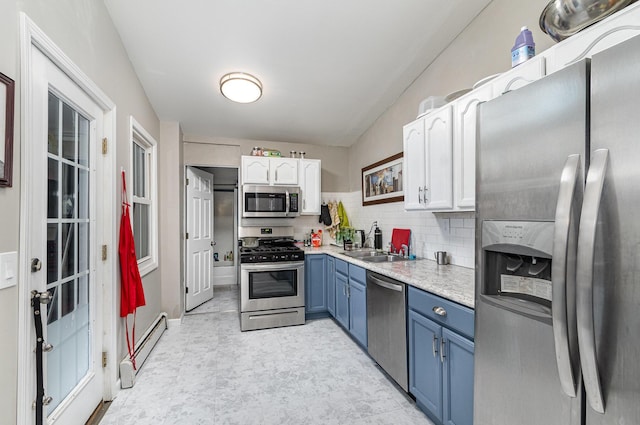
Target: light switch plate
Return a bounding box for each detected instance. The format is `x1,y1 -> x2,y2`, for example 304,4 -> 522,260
0,251 -> 18,290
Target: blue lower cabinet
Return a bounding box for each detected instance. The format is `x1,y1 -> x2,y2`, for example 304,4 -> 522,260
326,256 -> 336,317
332,260 -> 366,348
409,310 -> 443,422
408,286 -> 474,425
334,270 -> 349,329
305,255 -> 328,318
442,328 -> 474,425
348,266 -> 367,348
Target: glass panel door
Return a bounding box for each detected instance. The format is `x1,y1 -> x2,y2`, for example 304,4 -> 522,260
46,92 -> 92,414
249,269 -> 298,299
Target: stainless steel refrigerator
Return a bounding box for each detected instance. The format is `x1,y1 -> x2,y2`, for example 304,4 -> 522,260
474,34 -> 640,425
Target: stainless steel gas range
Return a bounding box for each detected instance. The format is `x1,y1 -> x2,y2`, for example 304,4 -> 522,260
239,227 -> 305,331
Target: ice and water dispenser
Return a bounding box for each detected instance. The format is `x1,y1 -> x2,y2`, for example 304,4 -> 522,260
481,221 -> 555,317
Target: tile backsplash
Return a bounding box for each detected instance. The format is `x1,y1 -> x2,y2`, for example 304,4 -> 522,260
295,191 -> 475,269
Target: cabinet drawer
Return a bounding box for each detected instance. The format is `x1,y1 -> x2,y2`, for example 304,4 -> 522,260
335,258 -> 348,276
348,263 -> 366,284
408,286 -> 474,340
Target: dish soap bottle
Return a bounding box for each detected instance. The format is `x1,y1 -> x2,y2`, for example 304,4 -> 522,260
374,223 -> 382,251
511,26 -> 535,68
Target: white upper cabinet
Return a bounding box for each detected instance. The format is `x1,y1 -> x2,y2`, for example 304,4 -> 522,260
299,159 -> 322,215
241,156 -> 299,186
491,55 -> 546,96
403,118 -> 427,210
242,156 -> 270,184
270,158 -> 299,185
424,106 -> 453,210
403,106 -> 453,211
452,84 -> 493,210
545,3 -> 640,74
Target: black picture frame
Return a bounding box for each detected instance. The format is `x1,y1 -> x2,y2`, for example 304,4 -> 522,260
0,72 -> 15,187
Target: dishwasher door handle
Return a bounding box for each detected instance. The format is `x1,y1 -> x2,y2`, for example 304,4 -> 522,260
368,274 -> 404,292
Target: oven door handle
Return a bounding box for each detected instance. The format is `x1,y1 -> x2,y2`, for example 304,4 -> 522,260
241,262 -> 304,272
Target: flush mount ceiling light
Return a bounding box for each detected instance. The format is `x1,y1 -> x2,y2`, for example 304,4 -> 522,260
219,72 -> 262,103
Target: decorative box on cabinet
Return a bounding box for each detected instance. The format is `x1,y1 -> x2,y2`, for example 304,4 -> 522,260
408,286 -> 474,425
299,159 -> 321,215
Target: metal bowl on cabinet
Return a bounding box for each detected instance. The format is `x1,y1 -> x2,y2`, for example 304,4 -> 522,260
540,0 -> 638,42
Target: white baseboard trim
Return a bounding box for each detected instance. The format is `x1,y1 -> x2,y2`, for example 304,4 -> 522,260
166,316 -> 183,328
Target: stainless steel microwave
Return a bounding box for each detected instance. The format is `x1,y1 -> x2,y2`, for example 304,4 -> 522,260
242,185 -> 300,218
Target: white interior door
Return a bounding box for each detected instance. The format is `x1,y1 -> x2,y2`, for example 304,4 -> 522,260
185,167 -> 214,310
26,47 -> 104,424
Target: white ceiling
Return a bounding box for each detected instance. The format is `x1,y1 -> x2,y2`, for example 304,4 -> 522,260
105,0 -> 491,147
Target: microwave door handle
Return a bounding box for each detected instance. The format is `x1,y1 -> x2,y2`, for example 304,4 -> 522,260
285,190 -> 290,216
576,148 -> 609,414
551,154 -> 582,398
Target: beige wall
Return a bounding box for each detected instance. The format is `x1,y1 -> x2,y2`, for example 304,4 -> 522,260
348,0 -> 556,190
184,134 -> 350,193
0,1 -> 21,421
160,122 -> 185,318
0,1 -> 161,421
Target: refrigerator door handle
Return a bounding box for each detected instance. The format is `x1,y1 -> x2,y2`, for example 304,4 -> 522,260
576,148 -> 609,414
551,154 -> 582,398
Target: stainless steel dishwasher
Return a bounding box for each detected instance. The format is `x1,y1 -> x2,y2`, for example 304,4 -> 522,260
366,271 -> 408,391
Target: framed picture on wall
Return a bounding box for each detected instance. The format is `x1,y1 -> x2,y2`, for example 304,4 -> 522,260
0,72 -> 15,187
361,152 -> 404,206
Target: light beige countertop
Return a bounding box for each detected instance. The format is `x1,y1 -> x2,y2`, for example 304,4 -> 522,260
303,245 -> 475,309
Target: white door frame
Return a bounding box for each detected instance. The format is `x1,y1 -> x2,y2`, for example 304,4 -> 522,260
17,13 -> 117,425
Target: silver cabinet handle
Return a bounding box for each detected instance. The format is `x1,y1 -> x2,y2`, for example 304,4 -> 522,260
576,148 -> 608,414
432,306 -> 447,317
432,334 -> 438,358
423,186 -> 429,203
418,187 -> 423,203
440,337 -> 446,363
552,154 -> 582,398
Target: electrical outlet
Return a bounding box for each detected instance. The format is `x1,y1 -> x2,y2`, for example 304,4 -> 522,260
439,218 -> 450,235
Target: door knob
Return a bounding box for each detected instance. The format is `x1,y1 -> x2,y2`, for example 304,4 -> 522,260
31,258 -> 42,272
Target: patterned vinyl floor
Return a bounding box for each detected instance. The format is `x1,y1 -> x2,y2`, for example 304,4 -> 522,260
99,285 -> 434,425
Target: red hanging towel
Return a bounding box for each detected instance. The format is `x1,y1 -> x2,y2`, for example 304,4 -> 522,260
118,170 -> 146,369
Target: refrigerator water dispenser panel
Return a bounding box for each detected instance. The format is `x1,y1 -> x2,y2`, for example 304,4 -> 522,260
481,220 -> 554,311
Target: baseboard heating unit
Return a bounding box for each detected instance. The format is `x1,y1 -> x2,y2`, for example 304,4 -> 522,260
119,313 -> 167,389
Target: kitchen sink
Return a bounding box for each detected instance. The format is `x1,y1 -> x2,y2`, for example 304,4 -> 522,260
342,249 -> 380,258
361,254 -> 406,263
